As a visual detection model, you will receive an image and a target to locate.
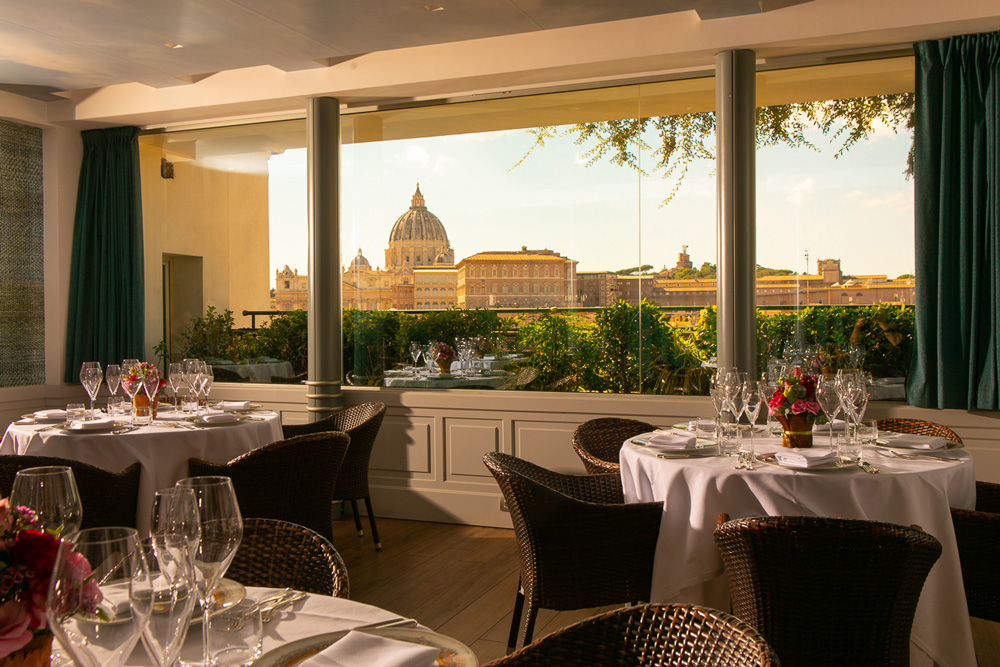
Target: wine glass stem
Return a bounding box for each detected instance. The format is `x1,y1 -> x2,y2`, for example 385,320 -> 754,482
202,602 -> 211,667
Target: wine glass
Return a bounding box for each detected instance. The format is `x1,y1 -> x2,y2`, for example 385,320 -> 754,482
200,366 -> 214,410
105,364 -> 122,413
168,363 -> 184,409
80,362 -> 103,419
46,527 -> 153,667
141,534 -> 197,667
121,360 -> 142,425
174,477 -> 242,667
816,374 -> 843,450
10,465 -> 82,536
738,380 -> 764,470
709,367 -> 733,440
141,370 -> 161,425
409,342 -> 422,369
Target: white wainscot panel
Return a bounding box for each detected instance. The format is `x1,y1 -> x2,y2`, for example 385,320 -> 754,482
514,420 -> 586,474
370,414 -> 433,479
444,417 -> 502,481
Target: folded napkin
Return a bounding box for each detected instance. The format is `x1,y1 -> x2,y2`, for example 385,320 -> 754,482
881,434 -> 947,450
773,448 -> 838,468
34,409 -> 67,419
301,630 -> 438,667
643,430 -> 698,451
66,417 -> 114,430
813,418 -> 847,432
217,400 -> 252,411
201,413 -> 239,424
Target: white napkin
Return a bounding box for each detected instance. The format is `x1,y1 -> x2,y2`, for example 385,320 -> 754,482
813,418 -> 847,432
66,417 -> 115,430
773,448 -> 838,468
301,630 -> 438,667
218,401 -> 252,411
201,413 -> 238,424
881,434 -> 948,450
34,409 -> 67,419
643,430 -> 698,451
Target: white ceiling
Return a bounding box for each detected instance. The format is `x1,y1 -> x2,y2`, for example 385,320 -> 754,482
0,0 -> 809,101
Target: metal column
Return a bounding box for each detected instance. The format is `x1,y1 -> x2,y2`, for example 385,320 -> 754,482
306,97 -> 343,419
715,50 -> 757,377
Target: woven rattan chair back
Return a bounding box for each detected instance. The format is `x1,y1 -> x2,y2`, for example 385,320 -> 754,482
483,603 -> 779,666
484,451 -> 662,653
188,432 -> 350,542
0,455 -> 141,529
572,417 -> 656,474
875,418 -> 963,444
280,402 -> 387,550
951,480 -> 1000,621
714,515 -> 942,667
227,518 -> 349,598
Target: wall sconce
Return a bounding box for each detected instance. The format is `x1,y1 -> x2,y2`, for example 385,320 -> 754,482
160,158 -> 174,179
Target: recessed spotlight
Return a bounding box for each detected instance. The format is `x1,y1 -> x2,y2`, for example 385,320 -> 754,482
163,42 -> 184,49
423,4 -> 444,11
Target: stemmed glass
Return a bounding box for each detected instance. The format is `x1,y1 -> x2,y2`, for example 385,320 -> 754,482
10,465 -> 83,536
80,362 -> 103,419
816,374 -> 843,450
140,369 -> 161,425
106,364 -> 122,413
737,380 -> 764,470
709,368 -> 733,441
168,363 -> 184,409
46,527 -> 153,667
121,359 -> 141,424
409,342 -> 422,370
175,477 -> 242,667
144,488 -> 200,667
199,366 -> 214,410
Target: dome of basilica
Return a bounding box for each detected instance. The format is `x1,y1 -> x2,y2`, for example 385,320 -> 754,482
388,184 -> 449,245
350,249 -> 370,269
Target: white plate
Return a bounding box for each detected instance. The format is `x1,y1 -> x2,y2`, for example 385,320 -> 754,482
630,437 -> 717,454
185,414 -> 247,427
59,421 -> 129,434
252,626 -> 476,667
211,402 -> 262,412
22,413 -> 65,424
759,455 -> 855,472
876,436 -> 963,451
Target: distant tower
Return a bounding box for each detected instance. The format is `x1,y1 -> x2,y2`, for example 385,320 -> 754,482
675,245 -> 694,271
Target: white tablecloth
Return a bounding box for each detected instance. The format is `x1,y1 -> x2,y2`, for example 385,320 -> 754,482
620,436 -> 976,667
383,372 -> 508,389
213,361 -> 296,383
1,412 -> 282,534
125,587 -> 408,667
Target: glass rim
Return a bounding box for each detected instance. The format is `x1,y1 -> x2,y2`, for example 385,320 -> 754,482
68,526 -> 141,544
176,476 -> 234,488
14,465 -> 73,476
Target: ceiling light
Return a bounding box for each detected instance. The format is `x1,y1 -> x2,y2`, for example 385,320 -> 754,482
163,43 -> 184,49
423,4 -> 444,11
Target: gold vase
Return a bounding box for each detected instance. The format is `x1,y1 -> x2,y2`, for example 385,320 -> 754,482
437,359 -> 452,374
777,413 -> 814,448
2,633 -> 52,667
132,393 -> 159,418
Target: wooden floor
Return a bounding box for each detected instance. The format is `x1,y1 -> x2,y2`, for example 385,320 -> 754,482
329,515 -> 618,665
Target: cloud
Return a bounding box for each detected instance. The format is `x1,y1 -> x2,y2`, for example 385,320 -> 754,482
784,177 -> 814,205
405,145 -> 430,164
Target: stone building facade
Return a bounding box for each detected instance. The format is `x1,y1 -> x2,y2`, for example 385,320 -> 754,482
457,247 -> 578,309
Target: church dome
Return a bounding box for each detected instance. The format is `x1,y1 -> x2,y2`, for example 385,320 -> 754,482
350,249 -> 370,269
388,185 -> 449,245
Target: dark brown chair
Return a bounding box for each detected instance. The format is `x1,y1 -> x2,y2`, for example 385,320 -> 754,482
0,455 -> 141,529
188,432 -> 350,543
281,402 -> 387,550
483,452 -> 662,653
227,518 -> 349,597
210,366 -> 247,383
714,514 -> 942,667
951,480 -> 1000,622
483,603 -> 779,667
876,418 -> 963,444
572,417 -> 656,474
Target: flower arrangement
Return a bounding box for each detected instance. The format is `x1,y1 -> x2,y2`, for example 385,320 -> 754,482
0,500 -> 101,660
124,362 -> 167,397
432,342 -> 456,363
767,367 -> 827,448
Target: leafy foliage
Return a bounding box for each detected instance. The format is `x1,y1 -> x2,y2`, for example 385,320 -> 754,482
256,310 -> 308,374
181,306 -> 237,360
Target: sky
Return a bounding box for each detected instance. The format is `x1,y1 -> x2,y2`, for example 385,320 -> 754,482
268,120 -> 915,281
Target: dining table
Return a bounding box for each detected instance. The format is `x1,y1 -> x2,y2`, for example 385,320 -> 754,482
383,369 -> 510,389
0,407 -> 282,534
124,586 -> 478,667
619,430 -> 976,667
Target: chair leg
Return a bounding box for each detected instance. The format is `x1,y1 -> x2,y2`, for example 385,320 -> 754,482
507,581 -> 525,655
522,601 -> 538,648
350,500 -> 363,537
363,495 -> 381,550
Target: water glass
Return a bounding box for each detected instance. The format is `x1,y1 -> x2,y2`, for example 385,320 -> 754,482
66,403 -> 86,421
107,395 -> 124,415
856,420 -> 878,453
719,424 -> 740,457
181,393 -> 199,414
206,599 -> 262,667
836,433 -> 861,464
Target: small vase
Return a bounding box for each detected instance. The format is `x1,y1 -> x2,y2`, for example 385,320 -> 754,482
777,413 -> 814,448
2,633 -> 52,667
133,393 -> 159,419
437,359 -> 452,374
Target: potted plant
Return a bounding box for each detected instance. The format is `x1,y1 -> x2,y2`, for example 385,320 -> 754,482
433,342 -> 456,374
767,367 -> 827,448
123,362 -> 167,418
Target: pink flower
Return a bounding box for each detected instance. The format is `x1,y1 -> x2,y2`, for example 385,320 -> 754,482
767,393 -> 786,416
801,400 -> 822,415
0,601 -> 32,659
790,399 -> 809,415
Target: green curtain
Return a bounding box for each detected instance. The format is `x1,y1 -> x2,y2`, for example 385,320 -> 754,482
908,32 -> 1000,409
64,127 -> 145,382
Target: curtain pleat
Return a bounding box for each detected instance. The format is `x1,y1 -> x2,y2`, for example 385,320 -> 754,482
64,127 -> 145,382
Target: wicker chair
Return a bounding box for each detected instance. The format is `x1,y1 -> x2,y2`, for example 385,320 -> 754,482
281,402 -> 387,550
0,456 -> 141,529
211,366 -> 246,383
951,480 -> 1000,622
483,452 -> 663,653
227,518 -> 349,597
714,515 -> 942,667
875,418 -> 963,444
188,432 -> 350,542
483,603 -> 779,667
572,417 -> 656,474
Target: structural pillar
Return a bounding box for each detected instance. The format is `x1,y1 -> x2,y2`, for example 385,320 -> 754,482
306,97 -> 343,419
715,50 -> 757,377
